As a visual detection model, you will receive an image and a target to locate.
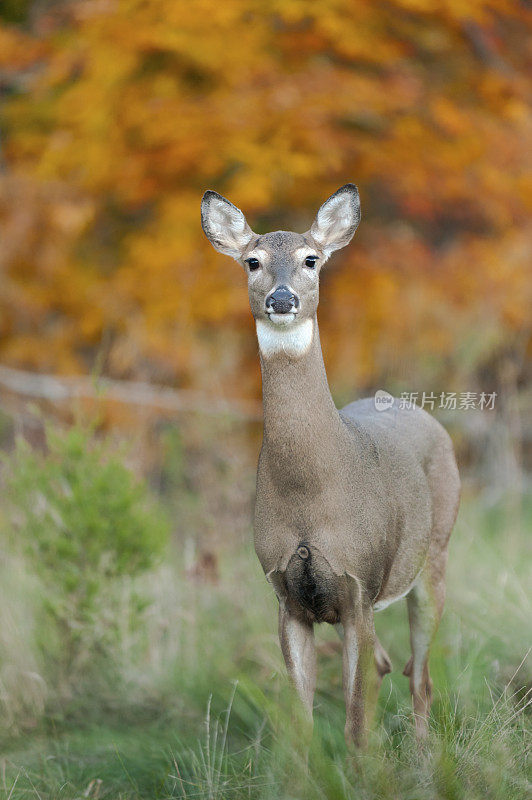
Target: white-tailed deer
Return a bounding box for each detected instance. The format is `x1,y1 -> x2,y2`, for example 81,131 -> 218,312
201,184 -> 460,746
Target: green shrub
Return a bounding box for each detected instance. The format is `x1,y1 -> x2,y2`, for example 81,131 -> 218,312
1,425 -> 170,692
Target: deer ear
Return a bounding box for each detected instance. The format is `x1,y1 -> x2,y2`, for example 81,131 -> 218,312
201,190 -> 254,260
309,184 -> 361,258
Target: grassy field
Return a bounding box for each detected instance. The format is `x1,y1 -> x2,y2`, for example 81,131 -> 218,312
0,435 -> 530,799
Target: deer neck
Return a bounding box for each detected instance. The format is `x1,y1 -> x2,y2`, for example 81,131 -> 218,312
256,315 -> 343,480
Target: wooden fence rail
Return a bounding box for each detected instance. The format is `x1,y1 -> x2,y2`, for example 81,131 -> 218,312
0,364 -> 262,422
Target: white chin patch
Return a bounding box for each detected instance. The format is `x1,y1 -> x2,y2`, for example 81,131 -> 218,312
256,317 -> 313,358
268,313 -> 295,325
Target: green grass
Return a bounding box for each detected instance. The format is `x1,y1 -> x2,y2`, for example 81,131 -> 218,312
1,492 -> 530,799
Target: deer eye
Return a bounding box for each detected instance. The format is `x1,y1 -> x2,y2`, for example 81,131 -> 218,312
304,256 -> 318,269
245,257 -> 260,271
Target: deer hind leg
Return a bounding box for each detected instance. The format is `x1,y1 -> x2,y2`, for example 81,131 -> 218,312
404,562 -> 446,740
375,635 -> 392,687
405,437 -> 458,740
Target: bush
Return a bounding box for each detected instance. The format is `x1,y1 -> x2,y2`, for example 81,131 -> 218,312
1,425 -> 170,700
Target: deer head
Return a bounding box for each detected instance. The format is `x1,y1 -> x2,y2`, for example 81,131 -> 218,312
201,184 -> 361,336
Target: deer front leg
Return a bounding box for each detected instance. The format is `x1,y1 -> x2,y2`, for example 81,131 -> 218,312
278,601 -> 316,728
342,608 -> 378,748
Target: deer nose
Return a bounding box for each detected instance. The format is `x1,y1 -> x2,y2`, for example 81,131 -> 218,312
265,285 -> 300,314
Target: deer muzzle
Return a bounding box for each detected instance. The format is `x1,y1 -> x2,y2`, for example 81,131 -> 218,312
265,285 -> 300,315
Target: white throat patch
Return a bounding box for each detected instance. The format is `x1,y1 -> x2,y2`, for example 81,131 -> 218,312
256,318 -> 313,358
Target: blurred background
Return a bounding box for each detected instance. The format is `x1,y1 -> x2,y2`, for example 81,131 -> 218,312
0,2 -> 530,798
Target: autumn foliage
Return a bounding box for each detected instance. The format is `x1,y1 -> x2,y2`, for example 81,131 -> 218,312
0,0 -> 530,400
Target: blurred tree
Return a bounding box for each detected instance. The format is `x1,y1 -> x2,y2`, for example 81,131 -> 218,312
0,0 -> 530,399
2,424 -> 169,685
